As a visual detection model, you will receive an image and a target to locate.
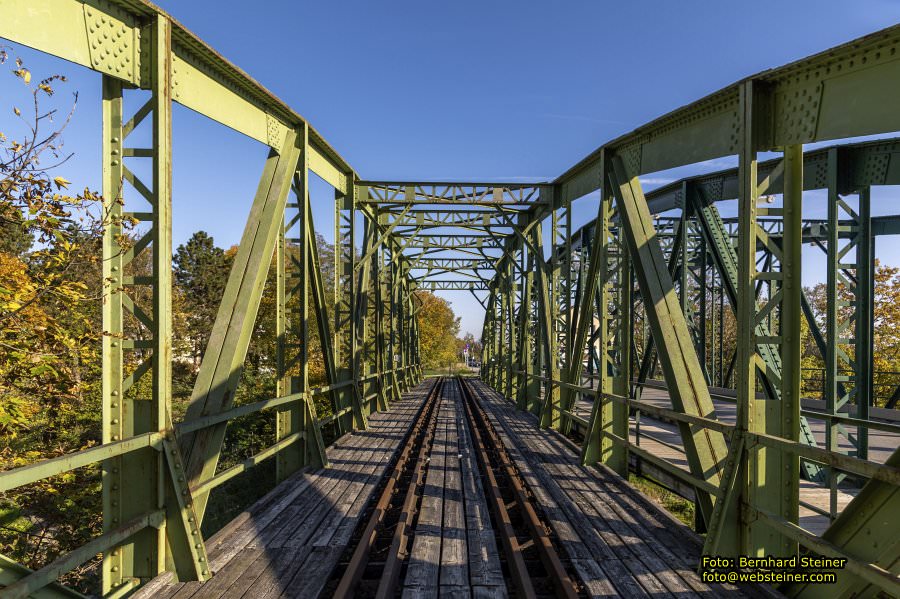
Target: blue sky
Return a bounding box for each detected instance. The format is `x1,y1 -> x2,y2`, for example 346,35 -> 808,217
2,1 -> 900,337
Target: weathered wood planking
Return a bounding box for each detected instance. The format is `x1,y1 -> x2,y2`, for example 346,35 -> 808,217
439,384 -> 470,593
402,390 -> 447,596
403,379 -> 506,598
469,379 -> 779,599
454,382 -> 507,596
133,380 -> 435,599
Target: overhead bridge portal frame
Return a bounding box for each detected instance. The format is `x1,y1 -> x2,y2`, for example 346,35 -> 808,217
1,2 -> 900,597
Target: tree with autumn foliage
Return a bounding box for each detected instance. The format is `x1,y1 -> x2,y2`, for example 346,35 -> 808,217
0,51 -> 114,441
0,52 -> 342,590
802,261 -> 900,407
414,291 -> 461,368
0,51 -> 123,591
0,47 -> 479,595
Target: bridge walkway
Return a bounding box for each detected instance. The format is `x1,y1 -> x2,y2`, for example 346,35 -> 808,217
566,381 -> 899,534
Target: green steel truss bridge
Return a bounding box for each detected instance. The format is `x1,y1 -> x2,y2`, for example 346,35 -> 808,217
1,2 -> 900,598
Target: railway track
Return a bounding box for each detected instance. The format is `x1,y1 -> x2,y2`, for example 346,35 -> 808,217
323,377 -> 444,598
323,376 -> 581,598
459,377 -> 581,599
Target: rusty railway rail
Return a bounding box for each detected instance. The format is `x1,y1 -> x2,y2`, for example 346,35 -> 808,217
324,376 -> 581,598
326,377 -> 444,599
459,376 -> 581,599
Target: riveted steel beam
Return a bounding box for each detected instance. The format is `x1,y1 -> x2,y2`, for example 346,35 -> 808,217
6,7 -> 900,595
733,81 -> 801,558
609,152 -> 732,545
556,25 -> 900,205
180,129 -> 302,520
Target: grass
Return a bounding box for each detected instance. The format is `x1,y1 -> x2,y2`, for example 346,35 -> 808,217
628,473 -> 696,527
423,362 -> 478,377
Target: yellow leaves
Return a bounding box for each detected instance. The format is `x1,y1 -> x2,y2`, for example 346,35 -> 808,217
54,279 -> 89,304
415,290 -> 462,368
0,393 -> 35,440
13,106 -> 20,116
0,252 -> 36,304
53,176 -> 71,190
13,67 -> 30,84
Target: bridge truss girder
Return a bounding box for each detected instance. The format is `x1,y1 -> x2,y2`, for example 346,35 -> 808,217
1,3 -> 900,598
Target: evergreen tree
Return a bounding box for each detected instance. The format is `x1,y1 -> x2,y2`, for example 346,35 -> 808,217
173,231 -> 229,367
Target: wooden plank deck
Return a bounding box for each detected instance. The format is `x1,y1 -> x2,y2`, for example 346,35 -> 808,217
402,378 -> 506,599
134,380 -> 435,599
470,379 -> 778,599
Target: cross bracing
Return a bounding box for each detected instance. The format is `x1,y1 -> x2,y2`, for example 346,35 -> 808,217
0,3 -> 899,597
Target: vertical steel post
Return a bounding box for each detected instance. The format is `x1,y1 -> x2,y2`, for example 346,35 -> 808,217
389,243 -> 402,399
276,200 -> 297,481
102,15 -> 176,589
278,127 -> 308,477
608,165 -> 631,476
102,74 -> 154,594
857,187 -> 873,459
778,143 -> 803,556
505,257 -> 517,400
150,19 -> 175,574
372,218 -> 389,410
825,148 -> 843,508
535,215 -> 561,430
518,242 -> 537,412
582,154 -> 628,474
277,137 -> 301,479
737,81 -> 799,556
354,207 -> 375,417
736,81 -> 760,556
334,179 -> 364,430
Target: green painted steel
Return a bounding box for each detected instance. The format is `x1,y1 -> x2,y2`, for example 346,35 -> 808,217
609,153 -> 732,543
691,178 -> 823,482
580,153 -> 629,475
180,128 -> 302,518
2,4 -> 900,596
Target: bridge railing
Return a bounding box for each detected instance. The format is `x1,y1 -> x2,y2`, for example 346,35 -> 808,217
0,364 -> 420,599
495,370 -> 900,596
4,0 -> 900,597
479,50 -> 900,592
0,0 -> 427,595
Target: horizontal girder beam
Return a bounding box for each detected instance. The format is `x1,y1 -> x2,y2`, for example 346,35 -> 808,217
415,280 -> 489,291
410,258 -> 496,270
644,139 -> 900,214
361,183 -> 546,205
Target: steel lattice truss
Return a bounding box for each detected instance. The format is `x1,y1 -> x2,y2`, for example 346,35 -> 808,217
1,3 -> 899,598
